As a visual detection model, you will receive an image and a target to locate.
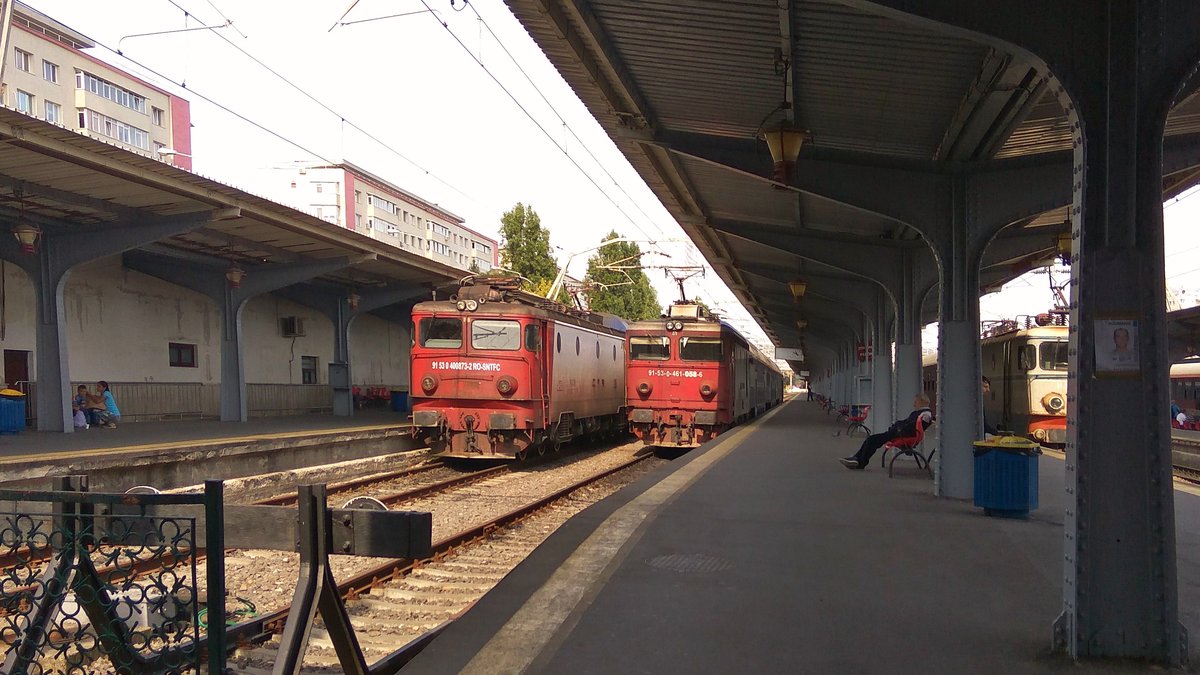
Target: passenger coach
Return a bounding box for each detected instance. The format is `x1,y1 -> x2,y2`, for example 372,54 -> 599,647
410,274 -> 627,459
626,302 -> 783,448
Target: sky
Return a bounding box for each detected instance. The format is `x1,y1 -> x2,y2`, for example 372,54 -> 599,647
24,0 -> 1200,361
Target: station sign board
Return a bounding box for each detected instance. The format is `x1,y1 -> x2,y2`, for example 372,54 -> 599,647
775,347 -> 805,361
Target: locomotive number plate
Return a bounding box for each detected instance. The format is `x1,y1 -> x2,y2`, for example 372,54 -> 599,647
646,369 -> 703,378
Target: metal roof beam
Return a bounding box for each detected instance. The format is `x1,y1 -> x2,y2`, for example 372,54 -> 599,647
189,227 -> 303,263
0,171 -> 144,221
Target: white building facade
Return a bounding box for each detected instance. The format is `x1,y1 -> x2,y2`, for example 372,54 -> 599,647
1,2 -> 192,169
282,162 -> 497,273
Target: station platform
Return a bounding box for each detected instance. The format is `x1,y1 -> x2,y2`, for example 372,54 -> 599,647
407,400 -> 1200,673
0,412 -> 415,492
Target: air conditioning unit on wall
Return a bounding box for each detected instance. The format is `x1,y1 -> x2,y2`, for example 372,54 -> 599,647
280,316 -> 306,337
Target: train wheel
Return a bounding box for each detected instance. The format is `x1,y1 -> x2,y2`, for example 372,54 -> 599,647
537,441 -> 547,456
553,435 -> 564,453
516,448 -> 529,461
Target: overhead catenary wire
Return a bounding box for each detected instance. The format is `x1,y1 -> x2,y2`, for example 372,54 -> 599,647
161,0 -> 479,207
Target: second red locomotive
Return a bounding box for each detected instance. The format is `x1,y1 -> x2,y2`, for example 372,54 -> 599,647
410,274 -> 627,459
626,302 -> 784,447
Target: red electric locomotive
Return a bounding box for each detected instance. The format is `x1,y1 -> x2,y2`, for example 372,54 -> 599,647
410,273 -> 628,459
626,302 -> 784,447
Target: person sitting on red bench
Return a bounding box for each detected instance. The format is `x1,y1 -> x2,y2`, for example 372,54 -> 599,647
840,394 -> 934,470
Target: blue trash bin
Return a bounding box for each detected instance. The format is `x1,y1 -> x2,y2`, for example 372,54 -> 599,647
0,394 -> 26,434
390,390 -> 409,412
973,437 -> 1040,518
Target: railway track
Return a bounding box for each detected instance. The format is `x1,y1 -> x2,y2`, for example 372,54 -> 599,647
225,450 -> 659,673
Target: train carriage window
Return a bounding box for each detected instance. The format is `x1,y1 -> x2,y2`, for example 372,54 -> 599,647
1017,345 -> 1036,371
419,317 -> 462,348
1039,341 -> 1069,371
680,337 -> 722,361
612,344 -> 617,361
630,336 -> 670,360
596,340 -> 600,359
471,319 -> 521,350
576,336 -> 581,355
524,324 -> 541,351
556,333 -> 562,353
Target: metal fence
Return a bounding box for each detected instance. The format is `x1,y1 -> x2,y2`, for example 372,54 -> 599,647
0,477 -> 226,674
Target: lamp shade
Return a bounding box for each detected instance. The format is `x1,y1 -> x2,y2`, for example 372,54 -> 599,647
348,292 -> 361,311
225,265 -> 246,289
788,279 -> 807,300
796,319 -> 808,330
11,222 -> 40,255
759,121 -> 807,182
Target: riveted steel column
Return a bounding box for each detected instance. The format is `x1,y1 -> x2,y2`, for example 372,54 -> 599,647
1051,3 -> 1184,662
894,250 -> 925,418
873,288 -> 893,434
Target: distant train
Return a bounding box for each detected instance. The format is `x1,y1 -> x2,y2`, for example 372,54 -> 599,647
922,315 -> 1200,443
625,302 -> 784,448
410,274 -> 627,460
923,318 -> 1069,444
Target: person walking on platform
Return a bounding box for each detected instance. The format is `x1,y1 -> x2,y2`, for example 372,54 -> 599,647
840,394 -> 933,470
94,380 -> 121,429
982,376 -> 999,437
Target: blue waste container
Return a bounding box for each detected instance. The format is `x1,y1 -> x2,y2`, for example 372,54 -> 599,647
973,436 -> 1040,518
0,391 -> 26,434
390,389 -> 409,412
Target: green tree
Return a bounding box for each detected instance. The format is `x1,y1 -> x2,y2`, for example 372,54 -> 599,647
498,203 -> 558,286
583,231 -> 661,321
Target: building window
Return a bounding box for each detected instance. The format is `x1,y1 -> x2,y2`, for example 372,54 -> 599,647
301,356 -> 318,384
15,90 -> 33,114
316,184 -> 323,193
42,60 -> 58,83
13,49 -> 30,72
355,213 -> 362,228
80,109 -> 151,150
152,106 -> 164,126
290,181 -> 297,188
316,206 -> 324,219
76,69 -> 147,114
44,100 -> 60,124
355,190 -> 362,203
169,342 -> 197,368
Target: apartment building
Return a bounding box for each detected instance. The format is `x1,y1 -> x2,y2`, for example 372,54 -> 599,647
1,2 -> 191,168
283,161 -> 498,273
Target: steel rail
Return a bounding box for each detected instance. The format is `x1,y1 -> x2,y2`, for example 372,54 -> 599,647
255,460 -> 445,506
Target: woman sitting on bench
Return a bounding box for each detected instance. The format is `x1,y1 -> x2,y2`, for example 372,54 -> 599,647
840,394 -> 933,470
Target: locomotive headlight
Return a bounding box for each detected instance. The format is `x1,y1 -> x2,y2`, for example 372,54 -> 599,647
421,374 -> 439,393
497,376 -> 518,396
1041,392 -> 1066,413
465,299 -> 479,312
700,383 -> 715,397
1033,428 -> 1048,441
456,300 -> 468,311
637,381 -> 653,397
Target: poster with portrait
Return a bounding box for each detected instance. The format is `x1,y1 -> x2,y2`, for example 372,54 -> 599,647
1094,319 -> 1139,374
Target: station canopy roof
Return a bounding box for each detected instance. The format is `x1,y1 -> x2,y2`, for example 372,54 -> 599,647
506,0 -> 1200,364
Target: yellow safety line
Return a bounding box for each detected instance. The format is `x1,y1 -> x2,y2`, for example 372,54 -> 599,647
460,400 -> 791,674
0,422 -> 410,465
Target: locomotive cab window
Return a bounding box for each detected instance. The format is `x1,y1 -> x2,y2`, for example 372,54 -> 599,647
419,318 -> 462,348
471,319 -> 520,350
524,324 -> 541,351
630,336 -> 670,360
1039,341 -> 1068,370
680,337 -> 722,361
1017,344 -> 1036,371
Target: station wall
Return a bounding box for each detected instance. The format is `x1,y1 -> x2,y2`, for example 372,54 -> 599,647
0,257 -> 411,422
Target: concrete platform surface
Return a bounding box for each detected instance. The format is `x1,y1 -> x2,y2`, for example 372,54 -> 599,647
0,412 -> 415,491
407,401 -> 1200,674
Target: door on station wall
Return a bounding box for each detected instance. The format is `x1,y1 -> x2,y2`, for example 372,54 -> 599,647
3,349 -> 29,389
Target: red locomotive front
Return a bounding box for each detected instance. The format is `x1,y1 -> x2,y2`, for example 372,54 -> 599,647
411,274 -> 626,459
626,304 -> 729,448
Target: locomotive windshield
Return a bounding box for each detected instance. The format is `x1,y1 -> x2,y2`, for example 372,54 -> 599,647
419,317 -> 462,348
471,319 -> 521,351
680,337 -> 722,361
1039,341 -> 1069,370
630,336 -> 670,360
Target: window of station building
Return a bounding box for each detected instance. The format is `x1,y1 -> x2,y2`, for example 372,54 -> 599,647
44,101 -> 60,124
15,90 -> 33,114
471,319 -> 520,351
419,317 -> 462,348
42,60 -> 58,83
680,337 -> 722,361
629,336 -> 670,360
301,356 -> 319,384
168,342 -> 197,368
524,324 -> 540,351
1039,341 -> 1068,371
152,106 -> 164,126
13,49 -> 30,72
